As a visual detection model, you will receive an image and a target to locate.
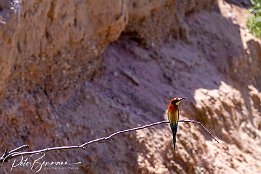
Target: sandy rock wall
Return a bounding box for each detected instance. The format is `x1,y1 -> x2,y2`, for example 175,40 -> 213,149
0,0 -> 260,174
0,0 -> 127,104
95,0 -> 261,173
126,0 -> 216,45
0,0 -> 218,105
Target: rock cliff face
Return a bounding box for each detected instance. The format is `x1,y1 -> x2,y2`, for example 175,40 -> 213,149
0,0 -> 127,104
0,0 -> 260,174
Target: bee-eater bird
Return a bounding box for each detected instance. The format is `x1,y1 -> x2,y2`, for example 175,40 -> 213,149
167,97 -> 186,149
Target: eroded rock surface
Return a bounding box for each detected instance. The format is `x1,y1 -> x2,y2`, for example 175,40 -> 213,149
0,0 -> 260,174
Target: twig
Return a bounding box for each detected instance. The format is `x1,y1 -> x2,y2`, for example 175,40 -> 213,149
8,145 -> 29,154
81,120 -> 169,147
0,119 -> 219,163
179,119 -> 220,143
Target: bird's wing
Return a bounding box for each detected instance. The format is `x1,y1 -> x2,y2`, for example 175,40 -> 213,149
166,110 -> 170,122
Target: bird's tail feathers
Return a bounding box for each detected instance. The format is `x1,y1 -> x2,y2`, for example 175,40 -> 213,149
170,123 -> 178,149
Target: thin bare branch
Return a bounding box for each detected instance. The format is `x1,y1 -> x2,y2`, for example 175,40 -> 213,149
179,119 -> 220,143
0,119 -> 219,163
8,145 -> 29,154
80,120 -> 169,147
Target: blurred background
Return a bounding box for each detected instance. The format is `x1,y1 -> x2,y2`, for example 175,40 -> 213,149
0,0 -> 260,173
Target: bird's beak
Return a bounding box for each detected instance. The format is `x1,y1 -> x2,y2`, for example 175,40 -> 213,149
175,97 -> 186,105
179,97 -> 186,101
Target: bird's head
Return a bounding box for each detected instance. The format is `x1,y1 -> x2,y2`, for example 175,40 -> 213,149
170,97 -> 186,107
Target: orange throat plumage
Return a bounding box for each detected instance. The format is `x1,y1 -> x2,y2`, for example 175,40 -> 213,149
168,103 -> 178,111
